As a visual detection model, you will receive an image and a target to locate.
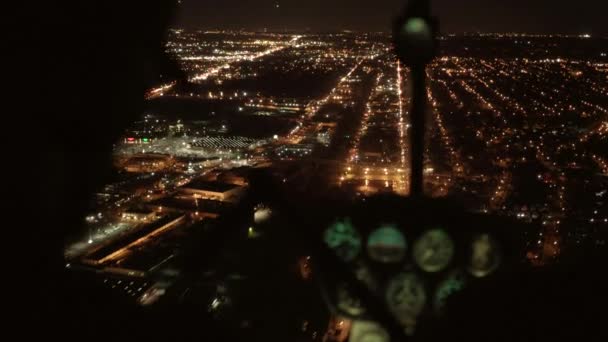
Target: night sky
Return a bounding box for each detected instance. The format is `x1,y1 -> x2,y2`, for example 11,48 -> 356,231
174,0 -> 607,35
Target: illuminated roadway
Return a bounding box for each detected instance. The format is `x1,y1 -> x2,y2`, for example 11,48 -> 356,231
147,36 -> 303,98
285,57 -> 370,144
191,36 -> 302,81
341,55 -> 411,195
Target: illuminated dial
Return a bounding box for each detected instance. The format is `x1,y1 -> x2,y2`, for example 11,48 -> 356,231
468,234 -> 501,277
350,321 -> 389,342
434,271 -> 467,313
413,229 -> 455,273
367,225 -> 407,263
385,273 -> 426,325
323,219 -> 361,262
336,283 -> 365,316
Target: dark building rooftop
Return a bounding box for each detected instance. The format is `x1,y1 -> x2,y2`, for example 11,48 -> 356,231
149,196 -> 233,214
86,214 -> 183,262
125,207 -> 156,215
181,179 -> 241,193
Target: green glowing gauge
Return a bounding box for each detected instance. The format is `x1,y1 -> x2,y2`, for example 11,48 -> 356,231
385,272 -> 426,329
413,229 -> 455,273
323,218 -> 361,262
434,271 -> 467,314
367,225 -> 407,263
336,283 -> 366,317
467,234 -> 501,278
403,18 -> 432,39
350,321 -> 390,342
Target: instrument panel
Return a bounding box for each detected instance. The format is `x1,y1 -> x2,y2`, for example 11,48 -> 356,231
315,195 -> 518,340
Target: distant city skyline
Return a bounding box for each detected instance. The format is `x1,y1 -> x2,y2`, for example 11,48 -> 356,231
174,0 -> 608,35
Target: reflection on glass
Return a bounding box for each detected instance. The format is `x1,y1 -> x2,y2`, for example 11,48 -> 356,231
367,225 -> 407,263
413,229 -> 455,273
324,218 -> 361,262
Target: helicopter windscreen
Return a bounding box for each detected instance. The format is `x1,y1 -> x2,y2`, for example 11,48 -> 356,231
58,0 -> 607,341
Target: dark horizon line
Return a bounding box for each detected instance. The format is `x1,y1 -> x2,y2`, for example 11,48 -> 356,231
170,27 -> 605,38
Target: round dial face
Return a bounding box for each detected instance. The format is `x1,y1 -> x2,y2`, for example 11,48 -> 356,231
350,321 -> 390,342
413,229 -> 455,273
468,234 -> 501,277
385,273 -> 427,321
324,219 -> 361,262
367,225 -> 407,263
336,283 -> 365,316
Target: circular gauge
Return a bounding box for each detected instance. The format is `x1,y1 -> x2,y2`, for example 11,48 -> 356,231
367,225 -> 407,263
467,233 -> 501,277
385,272 -> 426,326
323,219 -> 361,262
413,229 -> 455,273
336,283 -> 366,316
433,271 -> 467,314
350,321 -> 389,342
